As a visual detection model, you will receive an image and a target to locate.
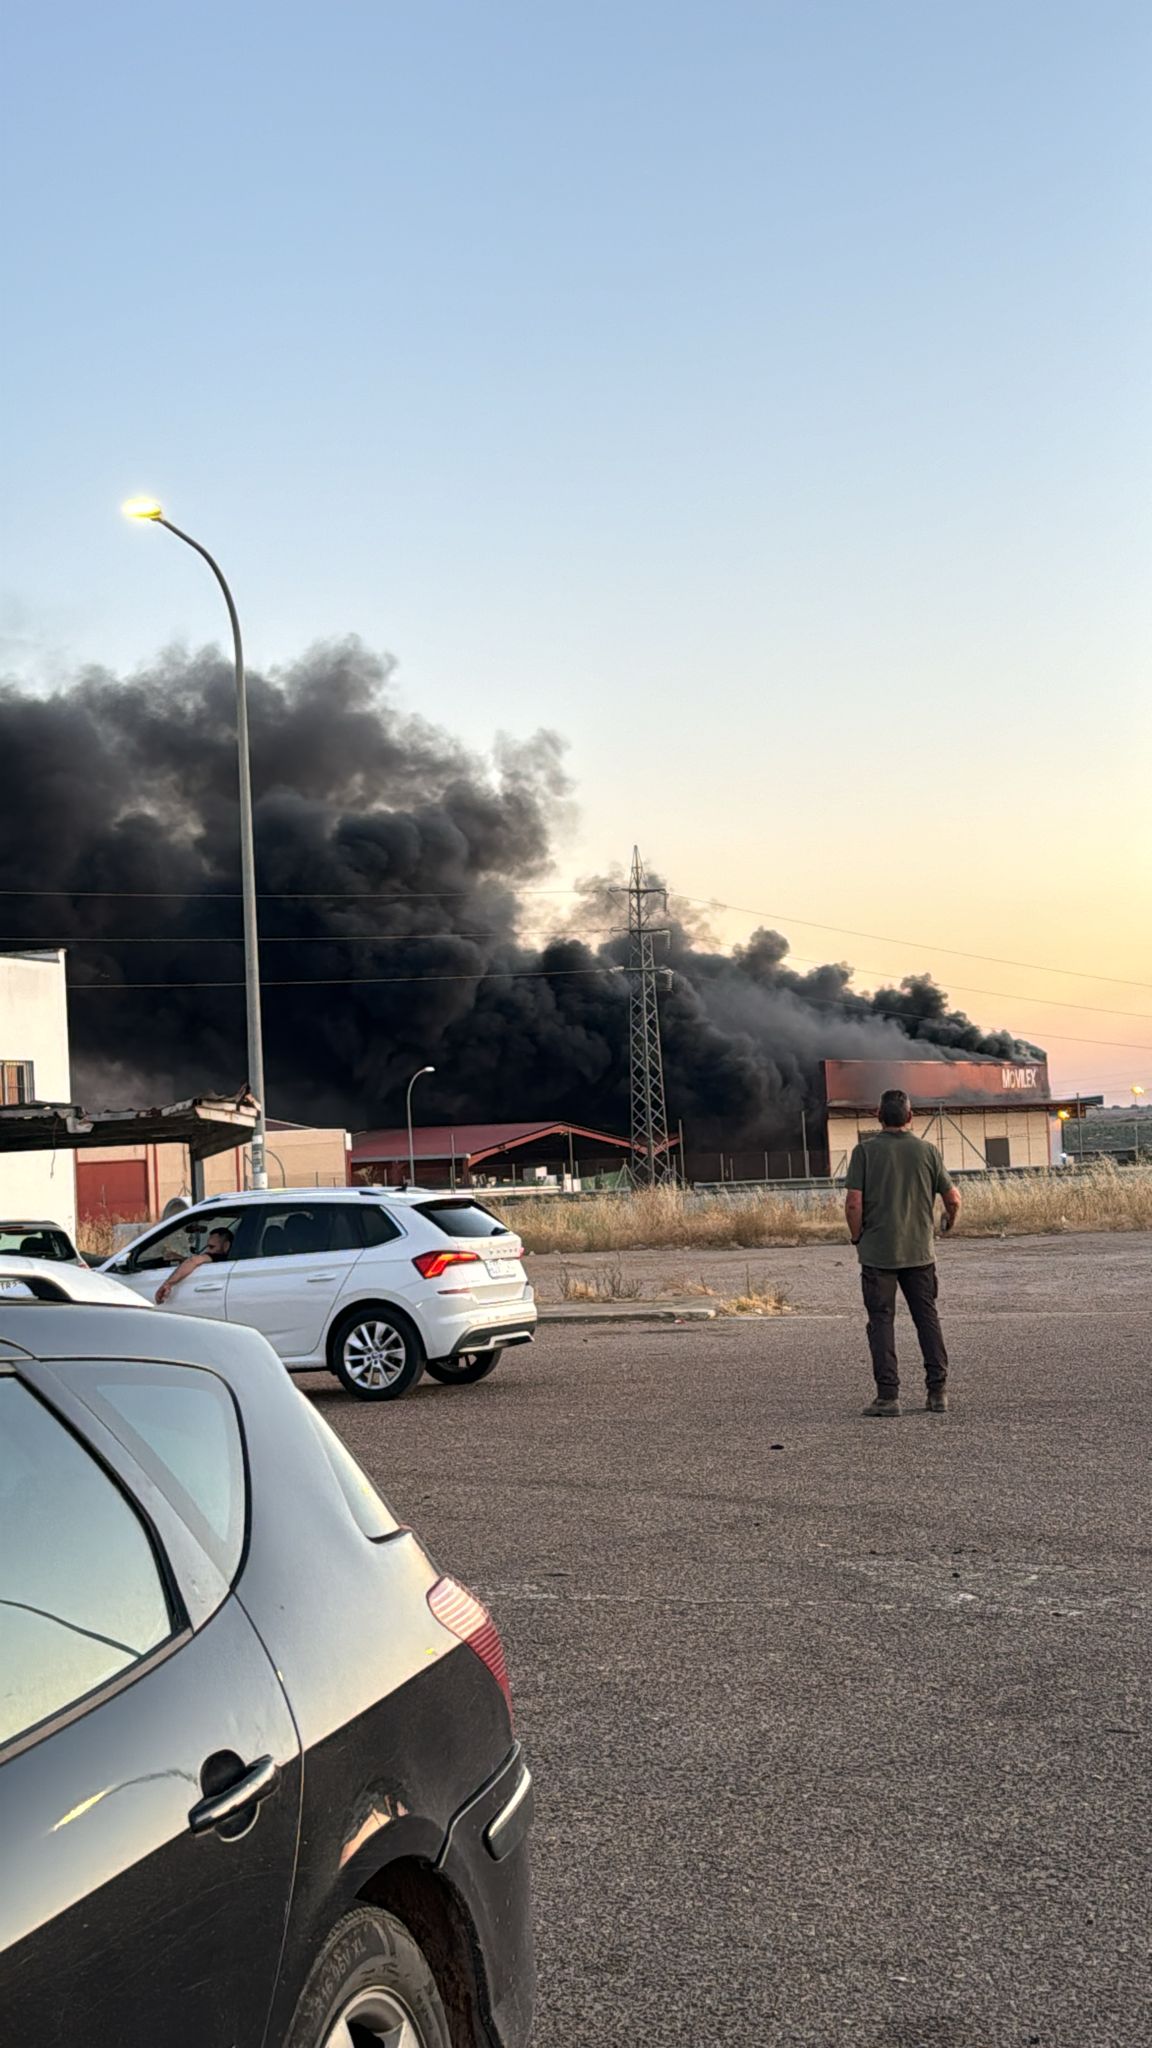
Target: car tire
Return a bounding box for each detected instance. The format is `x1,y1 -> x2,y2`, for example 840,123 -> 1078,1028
425,1348 -> 504,1385
328,1304 -> 424,1401
286,1905 -> 452,2048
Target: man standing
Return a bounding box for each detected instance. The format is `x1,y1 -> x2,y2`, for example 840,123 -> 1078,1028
844,1088 -> 961,1416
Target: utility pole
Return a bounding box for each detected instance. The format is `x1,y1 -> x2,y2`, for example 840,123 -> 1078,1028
614,847 -> 674,1185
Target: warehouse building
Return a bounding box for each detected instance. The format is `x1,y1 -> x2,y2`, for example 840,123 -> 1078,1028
352,1120 -> 640,1190
823,1058 -> 1099,1177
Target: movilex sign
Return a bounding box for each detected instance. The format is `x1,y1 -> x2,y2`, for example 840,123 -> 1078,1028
1002,1066 -> 1041,1090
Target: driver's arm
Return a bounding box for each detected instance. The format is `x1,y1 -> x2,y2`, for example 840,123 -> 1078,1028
155,1251 -> 210,1304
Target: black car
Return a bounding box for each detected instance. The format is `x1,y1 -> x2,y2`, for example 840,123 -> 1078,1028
0,1261 -> 534,2047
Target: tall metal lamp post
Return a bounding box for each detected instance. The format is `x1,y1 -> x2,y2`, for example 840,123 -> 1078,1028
122,497 -> 268,1188
406,1066 -> 435,1185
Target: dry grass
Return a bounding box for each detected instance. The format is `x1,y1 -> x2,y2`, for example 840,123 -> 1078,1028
956,1161 -> 1152,1236
715,1270 -> 792,1316
498,1168 -> 1152,1254
558,1261 -> 643,1302
76,1215 -> 126,1262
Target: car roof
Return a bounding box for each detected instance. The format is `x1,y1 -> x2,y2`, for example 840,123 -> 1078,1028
0,1257 -> 146,1307
0,1219 -> 74,1232
171,1185 -> 470,1210
0,1281 -> 291,1386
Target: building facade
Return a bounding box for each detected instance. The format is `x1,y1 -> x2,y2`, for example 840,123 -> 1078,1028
823,1057 -> 1088,1178
0,952 -> 75,1234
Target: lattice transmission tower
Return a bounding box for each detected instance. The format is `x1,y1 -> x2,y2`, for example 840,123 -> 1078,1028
618,846 -> 675,1185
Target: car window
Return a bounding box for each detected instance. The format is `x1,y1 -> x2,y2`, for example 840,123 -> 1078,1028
250,1204 -> 360,1257
357,1204 -> 403,1248
126,1209 -> 246,1274
413,1200 -> 514,1240
0,1377 -> 175,1749
0,1227 -> 76,1262
57,1364 -> 246,1582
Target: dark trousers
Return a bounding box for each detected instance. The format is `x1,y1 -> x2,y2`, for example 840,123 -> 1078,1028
861,1263 -> 948,1399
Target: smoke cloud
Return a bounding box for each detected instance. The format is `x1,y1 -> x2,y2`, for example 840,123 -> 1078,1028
0,640 -> 1041,1142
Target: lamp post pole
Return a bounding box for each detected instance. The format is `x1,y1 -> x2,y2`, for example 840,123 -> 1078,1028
407,1066 -> 435,1186
122,501 -> 267,1187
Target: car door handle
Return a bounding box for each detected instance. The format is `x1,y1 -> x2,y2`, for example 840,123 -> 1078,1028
188,1755 -> 280,1834
306,1272 -> 337,1283
191,1281 -> 225,1294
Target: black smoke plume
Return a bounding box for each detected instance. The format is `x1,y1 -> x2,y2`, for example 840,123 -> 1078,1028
0,640 -> 1041,1141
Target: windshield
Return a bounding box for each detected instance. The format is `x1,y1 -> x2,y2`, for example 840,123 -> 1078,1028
0,1227 -> 76,1263
413,1200 -> 514,1240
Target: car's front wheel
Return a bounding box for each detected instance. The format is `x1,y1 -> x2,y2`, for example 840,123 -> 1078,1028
286,1906 -> 451,2048
329,1306 -> 424,1401
424,1348 -> 504,1385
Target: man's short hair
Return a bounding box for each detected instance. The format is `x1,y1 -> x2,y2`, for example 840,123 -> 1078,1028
878,1089 -> 913,1128
207,1226 -> 234,1249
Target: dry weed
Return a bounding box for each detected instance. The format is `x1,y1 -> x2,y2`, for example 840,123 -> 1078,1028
498,1168 -> 1152,1254
558,1260 -> 643,1302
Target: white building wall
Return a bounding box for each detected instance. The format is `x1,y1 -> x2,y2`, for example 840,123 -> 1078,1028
0,952 -> 75,1236
827,1105 -> 1054,1179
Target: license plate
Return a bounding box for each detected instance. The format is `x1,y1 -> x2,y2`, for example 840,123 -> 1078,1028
485,1258 -> 517,1278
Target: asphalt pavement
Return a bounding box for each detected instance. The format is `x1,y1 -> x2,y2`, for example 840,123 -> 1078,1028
316,1245 -> 1151,2048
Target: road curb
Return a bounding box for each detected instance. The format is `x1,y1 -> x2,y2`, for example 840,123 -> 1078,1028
538,1304 -> 718,1325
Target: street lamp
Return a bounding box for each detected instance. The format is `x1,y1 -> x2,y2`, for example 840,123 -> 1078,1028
406,1066 -> 435,1186
122,497 -> 268,1188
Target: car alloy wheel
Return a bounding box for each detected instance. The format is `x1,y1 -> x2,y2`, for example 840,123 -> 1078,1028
322,1985 -> 429,2048
342,1318 -> 409,1391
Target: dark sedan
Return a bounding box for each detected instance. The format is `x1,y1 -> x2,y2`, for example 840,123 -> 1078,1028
0,1262 -> 534,2047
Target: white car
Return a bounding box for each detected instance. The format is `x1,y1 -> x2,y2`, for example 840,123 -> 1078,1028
101,1187 -> 536,1400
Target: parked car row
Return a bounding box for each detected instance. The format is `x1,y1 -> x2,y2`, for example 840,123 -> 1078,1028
0,1256 -> 535,2046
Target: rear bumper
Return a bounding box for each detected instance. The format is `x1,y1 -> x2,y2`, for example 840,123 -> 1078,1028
446,1319 -> 536,1363
438,1744 -> 536,2048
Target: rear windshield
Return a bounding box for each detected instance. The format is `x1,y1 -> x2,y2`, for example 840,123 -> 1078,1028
0,1227 -> 76,1262
414,1200 -> 513,1240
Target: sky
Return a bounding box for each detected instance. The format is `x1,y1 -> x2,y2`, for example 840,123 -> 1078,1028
2,0 -> 1150,1098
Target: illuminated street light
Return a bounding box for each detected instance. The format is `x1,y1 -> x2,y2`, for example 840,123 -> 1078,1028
121,498 -> 268,1188
406,1066 -> 436,1186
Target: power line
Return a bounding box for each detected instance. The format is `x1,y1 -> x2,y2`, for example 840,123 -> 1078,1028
61,969 -> 1152,1051
0,886 -> 588,901
692,900 -> 1152,994
6,879 -> 1146,994
68,966 -> 626,991
0,929 -> 617,944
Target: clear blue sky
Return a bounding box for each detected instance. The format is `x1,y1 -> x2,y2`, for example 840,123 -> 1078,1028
2,1 -> 1150,1092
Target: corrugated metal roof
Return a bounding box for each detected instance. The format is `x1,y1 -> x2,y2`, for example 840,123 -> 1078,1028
0,1091 -> 259,1159
350,1120 -> 633,1164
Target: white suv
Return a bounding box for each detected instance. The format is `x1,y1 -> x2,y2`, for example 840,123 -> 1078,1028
101,1188 -> 536,1401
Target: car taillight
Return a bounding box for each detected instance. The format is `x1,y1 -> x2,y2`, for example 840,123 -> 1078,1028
427,1576 -> 512,1716
412,1249 -> 482,1279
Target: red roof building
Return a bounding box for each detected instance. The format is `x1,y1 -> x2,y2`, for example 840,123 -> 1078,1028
350,1120 -> 638,1188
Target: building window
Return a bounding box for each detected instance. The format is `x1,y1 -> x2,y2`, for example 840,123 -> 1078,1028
1,1060 -> 34,1105
985,1136 -> 1011,1170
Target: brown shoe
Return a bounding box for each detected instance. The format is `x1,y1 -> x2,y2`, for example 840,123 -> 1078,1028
926,1392 -> 949,1413
862,1397 -> 901,1417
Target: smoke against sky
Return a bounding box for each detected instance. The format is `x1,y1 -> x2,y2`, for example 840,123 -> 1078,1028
0,641 -> 1039,1141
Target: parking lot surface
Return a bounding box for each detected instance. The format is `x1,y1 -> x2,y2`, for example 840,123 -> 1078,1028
315,1238 -> 1151,2048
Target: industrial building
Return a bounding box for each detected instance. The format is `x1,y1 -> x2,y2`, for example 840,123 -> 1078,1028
351,1121 -> 641,1189
823,1058 -> 1099,1177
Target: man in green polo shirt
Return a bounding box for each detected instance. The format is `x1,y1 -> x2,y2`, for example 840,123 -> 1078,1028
844,1087 -> 961,1417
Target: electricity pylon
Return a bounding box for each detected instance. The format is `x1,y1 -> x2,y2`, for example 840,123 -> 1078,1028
620,847 -> 674,1185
